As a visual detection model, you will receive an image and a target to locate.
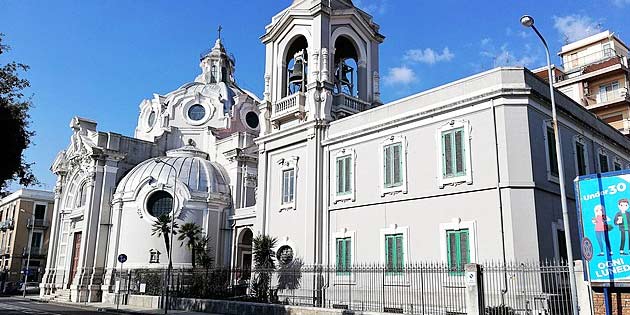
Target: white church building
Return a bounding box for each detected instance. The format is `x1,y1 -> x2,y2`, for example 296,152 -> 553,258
40,0 -> 630,303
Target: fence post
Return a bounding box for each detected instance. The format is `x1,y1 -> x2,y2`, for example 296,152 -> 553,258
465,263 -> 484,315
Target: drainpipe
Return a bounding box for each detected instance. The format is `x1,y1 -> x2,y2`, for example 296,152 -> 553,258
491,99 -> 509,303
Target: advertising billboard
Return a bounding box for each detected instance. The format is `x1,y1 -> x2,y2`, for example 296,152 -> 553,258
576,171 -> 630,283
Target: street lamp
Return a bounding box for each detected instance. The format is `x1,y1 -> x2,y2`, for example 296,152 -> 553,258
153,158 -> 177,315
521,15 -> 579,315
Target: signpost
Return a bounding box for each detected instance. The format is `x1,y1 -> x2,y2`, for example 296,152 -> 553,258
575,170 -> 630,283
116,254 -> 128,311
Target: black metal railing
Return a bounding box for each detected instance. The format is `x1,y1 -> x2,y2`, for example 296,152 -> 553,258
113,261 -> 572,315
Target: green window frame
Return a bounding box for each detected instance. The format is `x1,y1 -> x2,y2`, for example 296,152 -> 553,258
446,229 -> 470,275
599,153 -> 609,173
282,169 -> 295,204
441,127 -> 466,178
336,237 -> 352,273
383,143 -> 403,188
575,141 -> 587,176
385,233 -> 404,273
336,155 -> 353,196
546,127 -> 559,177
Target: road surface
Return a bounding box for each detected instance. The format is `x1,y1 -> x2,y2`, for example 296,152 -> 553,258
0,297 -> 115,315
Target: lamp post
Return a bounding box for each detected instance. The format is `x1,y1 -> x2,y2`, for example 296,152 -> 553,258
153,158 -> 177,315
20,208 -> 36,298
520,15 -> 579,315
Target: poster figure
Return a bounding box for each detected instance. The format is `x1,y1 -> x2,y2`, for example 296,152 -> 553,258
593,204 -> 612,256
614,198 -> 630,255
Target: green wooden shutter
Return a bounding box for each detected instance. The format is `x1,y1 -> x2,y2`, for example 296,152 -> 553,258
393,144 -> 402,185
395,234 -> 404,270
384,146 -> 391,187
447,231 -> 457,271
460,230 -> 470,267
345,157 -> 352,193
385,235 -> 393,271
336,158 -> 342,194
336,238 -> 343,270
345,238 -> 352,271
442,131 -> 453,177
454,128 -> 465,175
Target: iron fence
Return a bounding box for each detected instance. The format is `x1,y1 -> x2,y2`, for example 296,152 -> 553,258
113,261 -> 572,315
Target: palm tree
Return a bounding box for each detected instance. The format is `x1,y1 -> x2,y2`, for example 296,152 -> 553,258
177,223 -> 202,269
251,234 -> 277,302
195,235 -> 214,269
151,214 -> 179,265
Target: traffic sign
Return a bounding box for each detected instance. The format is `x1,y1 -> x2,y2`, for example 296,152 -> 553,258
118,254 -> 128,264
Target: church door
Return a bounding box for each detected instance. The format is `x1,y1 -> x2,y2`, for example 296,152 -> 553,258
69,232 -> 82,285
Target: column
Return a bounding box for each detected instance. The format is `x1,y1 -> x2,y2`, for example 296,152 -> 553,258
40,173 -> 65,296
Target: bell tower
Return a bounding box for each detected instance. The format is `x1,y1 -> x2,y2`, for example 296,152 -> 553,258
259,0 -> 385,133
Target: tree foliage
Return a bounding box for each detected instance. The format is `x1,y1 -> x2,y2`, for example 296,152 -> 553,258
151,214 -> 179,266
177,222 -> 202,269
251,234 -> 277,302
0,33 -> 37,193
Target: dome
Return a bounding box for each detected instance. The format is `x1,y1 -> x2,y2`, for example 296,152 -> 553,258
116,145 -> 229,195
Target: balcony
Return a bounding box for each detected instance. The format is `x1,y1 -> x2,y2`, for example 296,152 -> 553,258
22,246 -> 44,257
271,92 -> 306,124
27,218 -> 50,229
0,219 -> 15,231
607,119 -> 630,135
332,94 -> 370,116
559,48 -> 628,81
586,87 -> 630,109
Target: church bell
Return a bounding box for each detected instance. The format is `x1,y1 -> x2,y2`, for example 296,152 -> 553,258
288,50 -> 307,94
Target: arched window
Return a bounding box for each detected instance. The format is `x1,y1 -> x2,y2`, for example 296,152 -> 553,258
284,36 -> 309,97
334,36 -> 360,97
75,183 -> 88,208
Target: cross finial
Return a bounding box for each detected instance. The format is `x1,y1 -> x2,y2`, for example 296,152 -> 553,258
217,25 -> 223,40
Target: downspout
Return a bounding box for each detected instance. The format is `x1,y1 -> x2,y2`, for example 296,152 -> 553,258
491,98 -> 509,303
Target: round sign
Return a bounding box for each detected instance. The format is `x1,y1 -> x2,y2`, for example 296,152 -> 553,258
581,237 -> 593,261
118,254 -> 128,264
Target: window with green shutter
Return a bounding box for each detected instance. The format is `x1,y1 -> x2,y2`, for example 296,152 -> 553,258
546,127 -> 559,177
383,143 -> 403,188
385,233 -> 404,273
575,142 -> 587,176
446,229 -> 470,275
282,169 -> 295,204
336,155 -> 353,195
599,153 -> 609,173
441,128 -> 466,178
336,237 -> 352,273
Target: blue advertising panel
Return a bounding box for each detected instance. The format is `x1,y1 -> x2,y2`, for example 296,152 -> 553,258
576,171 -> 630,283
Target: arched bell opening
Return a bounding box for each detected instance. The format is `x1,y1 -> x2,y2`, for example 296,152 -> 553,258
334,36 -> 362,99
283,35 -> 309,97
235,228 -> 253,281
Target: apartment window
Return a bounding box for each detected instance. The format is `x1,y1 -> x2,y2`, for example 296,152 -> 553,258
615,158 -> 623,171
34,204 -> 46,220
603,43 -> 612,58
446,229 -> 470,274
336,237 -> 352,273
31,231 -> 42,253
442,127 -> 466,178
546,126 -> 559,177
336,155 -> 353,196
574,138 -> 588,176
599,81 -> 620,103
383,143 -> 403,188
599,151 -> 609,173
570,52 -> 578,68
282,169 -> 295,204
385,234 -> 404,273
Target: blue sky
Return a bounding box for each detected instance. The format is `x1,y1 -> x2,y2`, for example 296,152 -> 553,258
1,0 -> 629,191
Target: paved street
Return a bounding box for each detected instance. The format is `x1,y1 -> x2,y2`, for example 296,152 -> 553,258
0,297 -> 116,315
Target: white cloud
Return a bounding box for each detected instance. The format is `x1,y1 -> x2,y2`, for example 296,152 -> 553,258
383,66 -> 417,85
505,27 -> 530,39
354,0 -> 387,15
403,47 -> 454,65
553,15 -> 603,43
480,42 -> 537,68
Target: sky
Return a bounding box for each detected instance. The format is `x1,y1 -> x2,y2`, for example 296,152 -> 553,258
1,0 -> 630,191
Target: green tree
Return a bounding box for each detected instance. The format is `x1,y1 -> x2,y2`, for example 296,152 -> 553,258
151,214 -> 179,266
177,222 -> 202,269
0,33 -> 37,193
195,235 -> 214,269
251,234 -> 277,302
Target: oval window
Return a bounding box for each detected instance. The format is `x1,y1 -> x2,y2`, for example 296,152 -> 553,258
146,191 -> 173,218
148,111 -> 156,127
188,105 -> 206,121
245,112 -> 259,129
276,245 -> 294,265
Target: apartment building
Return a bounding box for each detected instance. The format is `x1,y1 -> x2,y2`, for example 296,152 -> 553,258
535,30 -> 630,135
0,189 -> 54,283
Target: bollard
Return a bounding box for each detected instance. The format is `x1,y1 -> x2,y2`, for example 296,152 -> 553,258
465,264 -> 484,315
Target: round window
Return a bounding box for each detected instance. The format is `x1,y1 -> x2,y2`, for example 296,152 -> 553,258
148,111 -> 156,128
245,112 -> 259,129
276,245 -> 294,265
188,105 -> 206,121
146,191 -> 173,218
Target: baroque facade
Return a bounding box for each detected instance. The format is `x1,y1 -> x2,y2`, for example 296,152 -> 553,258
41,0 -> 630,304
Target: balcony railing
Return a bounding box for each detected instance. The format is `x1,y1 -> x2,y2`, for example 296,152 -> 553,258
271,92 -> 306,122
333,94 -> 370,114
0,219 -> 15,231
22,246 -> 42,256
562,48 -> 622,72
27,218 -> 50,229
592,87 -> 629,105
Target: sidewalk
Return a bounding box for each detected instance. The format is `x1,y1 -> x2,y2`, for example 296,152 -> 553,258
27,296 -> 217,315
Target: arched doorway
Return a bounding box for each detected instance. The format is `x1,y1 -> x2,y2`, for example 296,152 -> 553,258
236,228 -> 253,280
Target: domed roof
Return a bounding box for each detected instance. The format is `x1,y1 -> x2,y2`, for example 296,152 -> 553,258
116,145 -> 229,195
